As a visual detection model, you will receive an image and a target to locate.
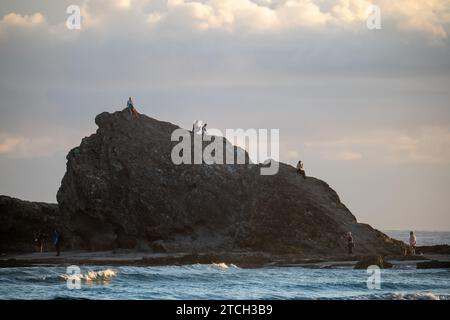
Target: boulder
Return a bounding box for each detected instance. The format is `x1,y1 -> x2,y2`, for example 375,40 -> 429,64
53,108 -> 402,255
417,261 -> 450,269
417,245 -> 450,255
0,195 -> 59,253
354,255 -> 393,269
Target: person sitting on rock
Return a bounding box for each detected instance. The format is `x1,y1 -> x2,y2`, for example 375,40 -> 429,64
347,232 -> 355,255
409,231 -> 417,255
296,160 -> 306,179
127,97 -> 139,119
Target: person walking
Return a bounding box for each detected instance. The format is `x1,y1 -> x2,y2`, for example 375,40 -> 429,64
409,231 -> 417,255
347,232 -> 355,255
36,231 -> 45,253
53,230 -> 61,257
201,123 -> 207,138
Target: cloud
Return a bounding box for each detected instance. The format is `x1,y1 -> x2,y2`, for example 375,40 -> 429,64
0,12 -> 45,27
333,151 -> 363,161
0,12 -> 45,35
305,126 -> 450,165
2,0 -> 449,38
386,0 -> 450,39
0,136 -> 25,155
0,132 -> 79,159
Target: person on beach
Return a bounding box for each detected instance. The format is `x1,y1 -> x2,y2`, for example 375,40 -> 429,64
402,243 -> 408,256
35,231 -> 45,253
409,231 -> 417,255
127,97 -> 139,119
192,120 -> 201,134
296,160 -> 306,179
347,232 -> 354,255
52,230 -> 61,256
201,123 -> 207,138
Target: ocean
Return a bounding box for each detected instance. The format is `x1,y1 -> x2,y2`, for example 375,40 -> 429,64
0,231 -> 448,300
383,230 -> 450,246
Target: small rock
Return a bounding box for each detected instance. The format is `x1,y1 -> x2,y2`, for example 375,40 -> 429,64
354,255 -> 393,269
417,261 -> 450,269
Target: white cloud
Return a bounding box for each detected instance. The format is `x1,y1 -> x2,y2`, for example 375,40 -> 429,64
0,12 -> 45,36
334,151 -> 363,161
0,12 -> 45,27
305,126 -> 450,165
0,136 -> 25,155
385,0 -> 450,39
0,132 -> 79,159
2,0 -> 448,38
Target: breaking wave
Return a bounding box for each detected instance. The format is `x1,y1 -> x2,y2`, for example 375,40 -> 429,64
208,263 -> 238,270
60,269 -> 117,282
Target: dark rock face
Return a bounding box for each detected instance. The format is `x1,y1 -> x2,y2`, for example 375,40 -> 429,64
55,109 -> 401,256
417,245 -> 450,255
354,255 -> 393,269
0,196 -> 59,253
417,261 -> 450,269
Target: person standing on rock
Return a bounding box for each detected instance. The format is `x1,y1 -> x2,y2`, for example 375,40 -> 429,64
346,232 -> 354,255
296,160 -> 306,179
127,97 -> 139,119
192,120 -> 201,134
409,231 -> 417,255
201,123 -> 207,138
52,230 -> 61,256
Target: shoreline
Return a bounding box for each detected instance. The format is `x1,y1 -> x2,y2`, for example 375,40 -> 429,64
1,250 -> 448,269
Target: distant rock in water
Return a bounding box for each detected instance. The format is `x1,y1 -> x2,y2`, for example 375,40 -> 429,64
52,108 -> 401,255
1,108 -> 402,256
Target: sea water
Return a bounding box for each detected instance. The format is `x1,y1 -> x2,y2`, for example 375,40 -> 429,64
384,230 -> 450,246
0,231 -> 448,300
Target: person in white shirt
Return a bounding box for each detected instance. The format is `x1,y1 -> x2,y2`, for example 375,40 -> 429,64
409,231 -> 417,255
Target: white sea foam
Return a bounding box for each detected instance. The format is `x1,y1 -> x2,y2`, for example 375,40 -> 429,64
208,263 -> 238,270
60,269 -> 117,282
390,292 -> 443,300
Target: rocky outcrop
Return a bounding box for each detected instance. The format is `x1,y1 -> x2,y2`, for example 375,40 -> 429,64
354,255 -> 393,269
417,245 -> 450,255
53,108 -> 402,256
417,261 -> 450,269
0,195 -> 59,253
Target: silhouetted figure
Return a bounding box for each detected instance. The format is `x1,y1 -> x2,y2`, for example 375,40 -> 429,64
296,160 -> 306,179
201,123 -> 207,138
35,231 -> 45,253
402,243 -> 408,256
347,232 -> 354,255
127,97 -> 139,119
53,230 -> 61,256
409,231 -> 417,255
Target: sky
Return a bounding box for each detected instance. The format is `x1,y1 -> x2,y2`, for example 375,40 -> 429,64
0,0 -> 450,231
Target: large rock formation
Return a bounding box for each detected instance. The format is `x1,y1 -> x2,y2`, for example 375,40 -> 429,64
53,108 -> 401,256
0,195 -> 59,253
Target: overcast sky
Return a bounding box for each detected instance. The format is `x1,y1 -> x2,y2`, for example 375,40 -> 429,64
1,0 -> 449,231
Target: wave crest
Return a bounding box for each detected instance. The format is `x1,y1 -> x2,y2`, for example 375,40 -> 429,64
60,269 -> 117,282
